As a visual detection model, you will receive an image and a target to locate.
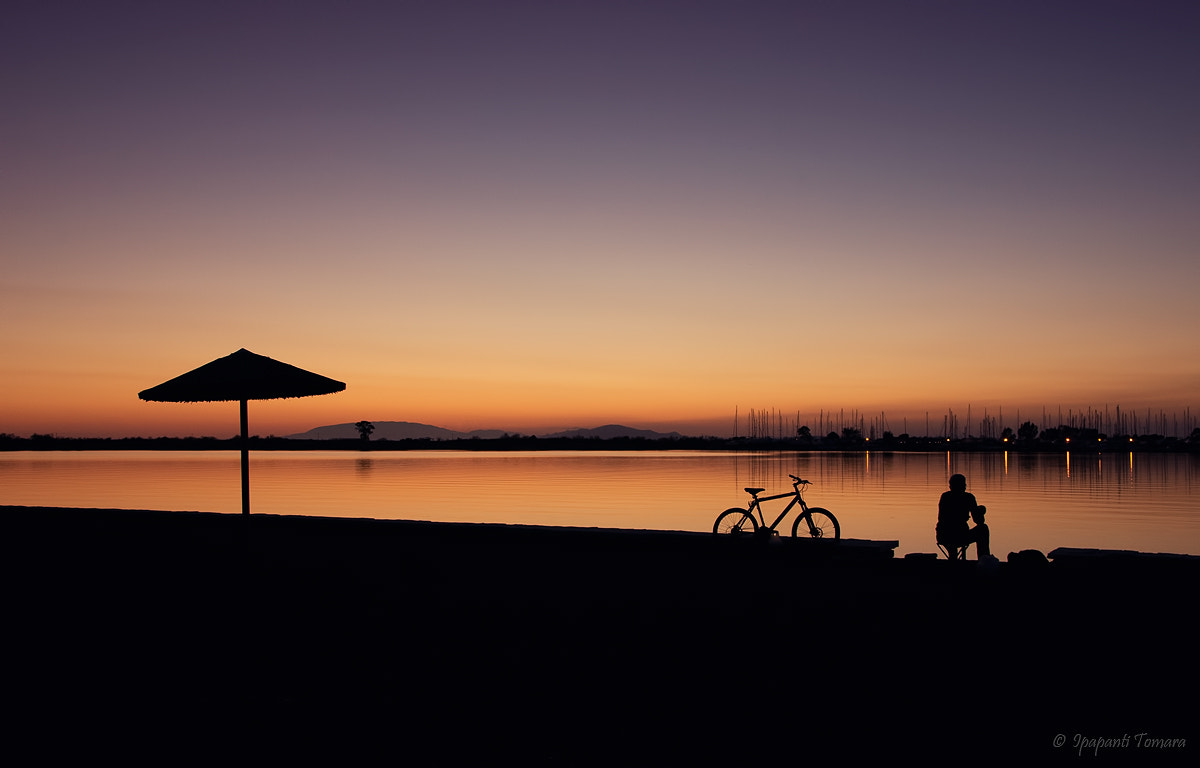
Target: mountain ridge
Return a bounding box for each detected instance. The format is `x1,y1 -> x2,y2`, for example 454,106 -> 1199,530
539,424 -> 684,440
287,421 -> 683,441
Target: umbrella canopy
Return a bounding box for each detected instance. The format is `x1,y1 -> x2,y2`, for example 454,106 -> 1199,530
137,348 -> 345,403
139,349 -> 346,514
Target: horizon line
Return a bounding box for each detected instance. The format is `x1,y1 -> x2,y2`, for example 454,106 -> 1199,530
7,403 -> 1198,441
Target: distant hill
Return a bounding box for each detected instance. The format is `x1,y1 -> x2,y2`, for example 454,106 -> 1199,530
288,421 -> 682,441
540,424 -> 683,440
287,421 -> 508,441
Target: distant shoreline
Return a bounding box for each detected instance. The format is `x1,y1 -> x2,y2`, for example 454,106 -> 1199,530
4,434 -> 1198,453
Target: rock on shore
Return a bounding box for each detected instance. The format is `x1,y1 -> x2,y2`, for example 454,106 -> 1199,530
4,506 -> 1194,764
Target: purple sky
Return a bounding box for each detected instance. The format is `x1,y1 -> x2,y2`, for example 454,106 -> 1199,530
3,1 -> 1197,437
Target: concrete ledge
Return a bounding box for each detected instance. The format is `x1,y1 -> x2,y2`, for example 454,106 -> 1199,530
1049,546 -> 1200,562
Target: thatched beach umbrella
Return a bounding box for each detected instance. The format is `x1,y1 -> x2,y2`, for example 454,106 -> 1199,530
138,348 -> 346,515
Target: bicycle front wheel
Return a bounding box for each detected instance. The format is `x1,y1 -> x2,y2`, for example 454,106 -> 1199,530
792,507 -> 840,540
713,508 -> 758,536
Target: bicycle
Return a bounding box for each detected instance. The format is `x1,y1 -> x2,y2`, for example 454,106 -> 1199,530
712,475 -> 841,539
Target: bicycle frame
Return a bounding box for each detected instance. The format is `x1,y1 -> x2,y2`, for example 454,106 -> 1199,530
745,489 -> 808,532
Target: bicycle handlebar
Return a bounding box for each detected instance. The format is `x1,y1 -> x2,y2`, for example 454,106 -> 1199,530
789,475 -> 811,485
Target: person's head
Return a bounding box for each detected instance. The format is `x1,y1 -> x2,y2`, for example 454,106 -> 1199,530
949,474 -> 967,492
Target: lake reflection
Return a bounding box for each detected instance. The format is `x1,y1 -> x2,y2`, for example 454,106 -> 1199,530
2,450 -> 1197,557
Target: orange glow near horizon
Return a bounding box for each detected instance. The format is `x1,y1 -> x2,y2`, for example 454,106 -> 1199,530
4,355 -> 1197,440
2,292 -> 1199,438
2,282 -> 1197,437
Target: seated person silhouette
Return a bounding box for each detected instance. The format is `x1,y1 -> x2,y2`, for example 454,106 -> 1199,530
936,474 -> 991,560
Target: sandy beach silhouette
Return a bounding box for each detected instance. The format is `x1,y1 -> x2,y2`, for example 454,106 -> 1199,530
5,504 -> 1193,763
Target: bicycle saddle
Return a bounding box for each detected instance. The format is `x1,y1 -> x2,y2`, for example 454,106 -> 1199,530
744,487 -> 765,496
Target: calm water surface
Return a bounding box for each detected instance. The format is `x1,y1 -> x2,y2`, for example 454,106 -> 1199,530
2,450 -> 1197,557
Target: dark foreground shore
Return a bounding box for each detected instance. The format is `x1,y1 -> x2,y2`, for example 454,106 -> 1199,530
4,506 -> 1195,764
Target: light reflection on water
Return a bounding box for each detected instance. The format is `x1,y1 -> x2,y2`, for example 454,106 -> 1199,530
1,450 -> 1196,557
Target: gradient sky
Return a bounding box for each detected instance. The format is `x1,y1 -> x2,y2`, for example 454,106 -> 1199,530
3,1 -> 1197,438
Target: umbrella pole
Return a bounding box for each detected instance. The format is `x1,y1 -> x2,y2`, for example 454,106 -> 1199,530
240,398 -> 250,516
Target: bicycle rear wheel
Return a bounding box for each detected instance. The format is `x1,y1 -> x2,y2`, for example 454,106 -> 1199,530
713,508 -> 758,535
792,508 -> 840,539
